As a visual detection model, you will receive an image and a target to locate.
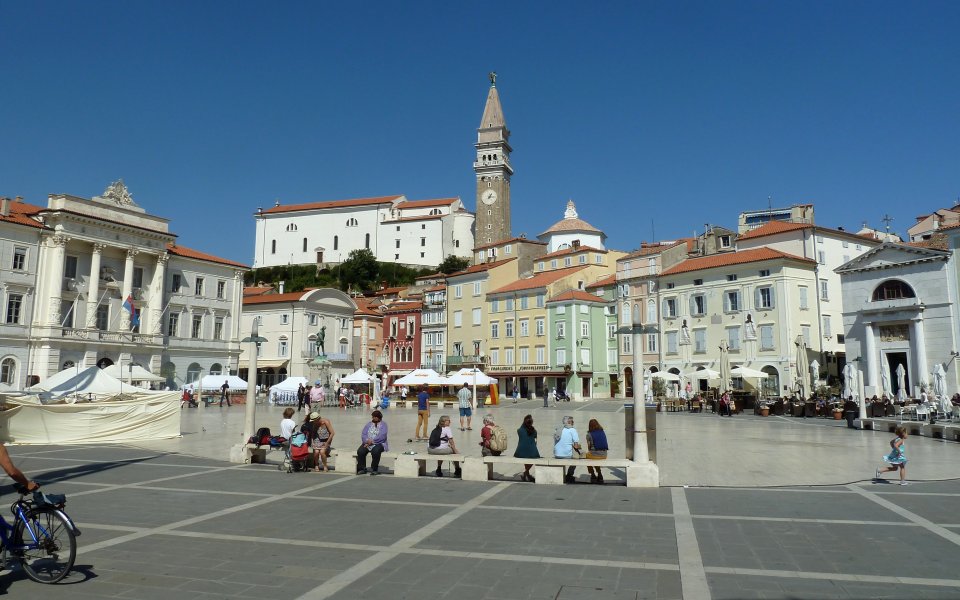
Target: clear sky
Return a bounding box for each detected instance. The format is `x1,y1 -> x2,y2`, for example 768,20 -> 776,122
2,2 -> 958,264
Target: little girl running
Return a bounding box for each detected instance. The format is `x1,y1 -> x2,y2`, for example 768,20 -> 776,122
875,426 -> 909,485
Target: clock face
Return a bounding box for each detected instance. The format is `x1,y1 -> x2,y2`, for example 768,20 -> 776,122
481,189 -> 498,205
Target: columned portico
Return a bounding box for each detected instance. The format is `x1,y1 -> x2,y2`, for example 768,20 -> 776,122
120,248 -> 139,330
45,234 -> 70,326
148,253 -> 168,335
85,243 -> 106,328
864,322 -> 877,389
912,316 -> 928,388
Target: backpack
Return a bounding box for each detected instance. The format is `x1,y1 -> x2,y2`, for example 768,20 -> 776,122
250,427 -> 272,447
489,425 -> 508,452
428,425 -> 442,448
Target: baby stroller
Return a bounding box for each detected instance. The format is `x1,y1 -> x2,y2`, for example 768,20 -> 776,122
282,430 -> 310,473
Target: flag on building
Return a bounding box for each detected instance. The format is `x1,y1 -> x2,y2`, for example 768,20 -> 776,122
122,294 -> 140,329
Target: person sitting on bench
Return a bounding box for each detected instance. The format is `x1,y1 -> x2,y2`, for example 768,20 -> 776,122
427,415 -> 461,478
357,410 -> 388,475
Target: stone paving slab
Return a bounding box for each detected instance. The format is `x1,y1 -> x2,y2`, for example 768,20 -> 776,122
877,491 -> 960,525
479,482 -> 673,513
685,488 -> 910,522
67,487 -> 249,528
706,573 -> 960,599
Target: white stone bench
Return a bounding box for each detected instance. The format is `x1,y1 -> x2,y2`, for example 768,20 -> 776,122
237,443 -> 286,464
395,453 -> 466,478
461,455 -> 641,486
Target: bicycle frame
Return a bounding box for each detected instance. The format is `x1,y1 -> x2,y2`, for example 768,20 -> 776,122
0,499 -> 80,557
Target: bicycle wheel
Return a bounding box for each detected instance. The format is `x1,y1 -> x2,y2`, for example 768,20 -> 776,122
13,506 -> 76,583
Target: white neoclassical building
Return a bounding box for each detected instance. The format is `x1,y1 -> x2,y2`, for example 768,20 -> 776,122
837,243 -> 958,398
0,183 -> 247,391
252,196 -> 474,270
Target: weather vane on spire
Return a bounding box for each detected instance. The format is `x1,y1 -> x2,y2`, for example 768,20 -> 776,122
489,71 -> 497,87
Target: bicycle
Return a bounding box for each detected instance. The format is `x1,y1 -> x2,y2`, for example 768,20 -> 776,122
0,486 -> 80,584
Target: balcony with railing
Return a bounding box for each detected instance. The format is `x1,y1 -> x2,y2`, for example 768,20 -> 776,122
446,354 -> 485,369
61,328 -> 163,345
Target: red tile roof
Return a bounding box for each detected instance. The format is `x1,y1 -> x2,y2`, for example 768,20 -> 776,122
0,198 -> 45,229
490,265 -> 590,294
585,274 -> 616,289
548,290 -> 607,304
620,242 -> 684,260
660,247 -> 815,276
424,284 -> 446,292
736,221 -> 811,240
447,257 -> 517,278
260,195 -> 402,215
908,233 -> 949,251
540,245 -> 605,260
166,244 -> 248,268
473,236 -> 546,251
397,198 -> 458,209
382,301 -> 422,313
372,286 -> 408,296
243,286 -> 274,297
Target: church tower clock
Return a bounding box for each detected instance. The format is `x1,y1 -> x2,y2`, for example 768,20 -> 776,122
474,72 -> 513,246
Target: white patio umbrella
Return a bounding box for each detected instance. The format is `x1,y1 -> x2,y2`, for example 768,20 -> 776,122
393,368 -> 447,386
730,366 -> 769,379
933,363 -> 947,399
650,371 -> 681,382
810,360 -> 820,389
880,359 -> 893,398
895,364 -> 907,401
686,368 -> 720,380
718,342 -> 732,394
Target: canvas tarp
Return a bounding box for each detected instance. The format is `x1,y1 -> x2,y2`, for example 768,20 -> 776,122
0,392 -> 180,444
23,366 -> 130,402
341,368 -> 372,384
103,364 -> 166,382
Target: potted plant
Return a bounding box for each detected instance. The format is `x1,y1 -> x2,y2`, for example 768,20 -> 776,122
759,403 -> 770,417
832,405 -> 843,420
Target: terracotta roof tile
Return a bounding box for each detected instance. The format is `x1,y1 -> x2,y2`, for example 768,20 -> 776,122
539,217 -> 603,237
489,265 -> 590,294
548,290 -> 607,304
585,274 -> 616,289
540,245 -> 605,260
736,221 -> 813,241
620,241 -> 687,260
447,257 -> 517,278
166,244 -> 248,268
243,286 -> 274,297
397,198 -> 458,209
243,291 -> 309,305
908,233 -> 950,251
260,195 -> 402,215
660,247 -> 815,276
473,236 -> 546,251
424,284 -> 446,292
0,199 -> 46,230
382,301 -> 422,313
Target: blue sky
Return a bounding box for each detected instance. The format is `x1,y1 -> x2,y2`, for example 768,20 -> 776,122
2,2 -> 958,264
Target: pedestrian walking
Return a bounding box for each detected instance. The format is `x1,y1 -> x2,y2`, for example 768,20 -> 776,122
219,379 -> 231,407
415,386 -> 430,440
512,387 -> 520,404
457,383 -> 473,431
875,426 -> 909,485
514,414 -> 540,482
296,383 -> 307,413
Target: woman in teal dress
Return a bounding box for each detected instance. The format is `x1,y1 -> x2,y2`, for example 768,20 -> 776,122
514,414 -> 540,483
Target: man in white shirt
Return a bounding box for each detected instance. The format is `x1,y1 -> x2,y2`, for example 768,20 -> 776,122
554,415 -> 581,484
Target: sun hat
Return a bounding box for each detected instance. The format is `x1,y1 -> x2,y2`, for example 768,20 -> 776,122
309,411 -> 320,421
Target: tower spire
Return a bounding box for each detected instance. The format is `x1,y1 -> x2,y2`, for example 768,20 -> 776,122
474,73 -> 513,246
479,78 -> 507,130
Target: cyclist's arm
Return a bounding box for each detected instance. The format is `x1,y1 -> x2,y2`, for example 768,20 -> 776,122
0,445 -> 37,491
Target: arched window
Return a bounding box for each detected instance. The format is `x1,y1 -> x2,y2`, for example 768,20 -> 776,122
186,362 -> 202,385
621,302 -> 630,325
285,223 -> 298,232
339,337 -> 348,355
393,346 -> 401,362
96,357 -> 114,368
646,299 -> 656,324
346,218 -> 358,227
333,236 -> 338,251
872,279 -> 916,301
210,363 -> 223,376
429,208 -> 442,216
0,357 -> 17,385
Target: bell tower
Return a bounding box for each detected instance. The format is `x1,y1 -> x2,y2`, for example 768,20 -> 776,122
474,72 -> 513,247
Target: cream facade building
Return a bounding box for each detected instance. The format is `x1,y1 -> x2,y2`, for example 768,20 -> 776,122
444,258 -> 518,371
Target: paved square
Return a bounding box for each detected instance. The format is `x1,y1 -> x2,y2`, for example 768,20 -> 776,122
0,401 -> 956,599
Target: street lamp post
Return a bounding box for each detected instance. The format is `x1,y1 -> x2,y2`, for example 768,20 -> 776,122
630,308 -> 648,463
230,320 -> 267,463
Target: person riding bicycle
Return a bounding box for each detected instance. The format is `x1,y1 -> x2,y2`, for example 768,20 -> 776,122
0,444 -> 38,492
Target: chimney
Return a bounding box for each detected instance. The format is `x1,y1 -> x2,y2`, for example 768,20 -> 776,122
278,281 -> 285,294
572,239 -> 581,249
0,198 -> 9,217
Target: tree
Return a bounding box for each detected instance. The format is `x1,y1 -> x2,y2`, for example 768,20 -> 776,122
338,249 -> 379,292
438,255 -> 470,275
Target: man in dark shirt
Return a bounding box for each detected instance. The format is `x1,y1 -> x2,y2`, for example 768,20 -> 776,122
220,380 -> 231,407
415,387 -> 430,441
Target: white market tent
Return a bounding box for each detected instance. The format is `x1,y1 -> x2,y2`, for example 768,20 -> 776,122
444,369 -> 498,386
188,374 -> 248,392
24,366 -> 130,402
103,364 -> 166,383
341,368 -> 373,384
26,365 -> 91,393
393,369 -> 447,386
270,376 -> 309,394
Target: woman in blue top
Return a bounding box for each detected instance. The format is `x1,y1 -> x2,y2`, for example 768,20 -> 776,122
876,426 -> 909,485
514,414 -> 540,483
585,419 -> 609,485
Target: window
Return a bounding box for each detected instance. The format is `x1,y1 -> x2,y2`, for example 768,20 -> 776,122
488,349 -> 499,365
727,327 -> 740,351
556,322 -> 566,339
278,340 -> 288,357
504,245 -> 512,254
596,254 -> 603,264
646,299 -> 656,323
505,348 -> 514,365
62,301 -> 74,328
286,223 -> 298,232
802,324 -> 811,346
608,324 -> 616,339
491,322 -> 499,338
271,240 -> 276,254
132,267 -> 144,289
646,333 -> 657,353
691,294 -> 706,316
6,294 -> 23,324
365,233 -> 370,249
334,236 -> 339,250
816,235 -> 824,243
213,281 -> 224,300
580,322 -> 589,337
0,358 -> 16,385
550,259 -> 557,269
536,294 -> 545,308
622,334 -> 632,354
817,251 -> 826,265
520,296 -> 528,309
538,262 -> 544,271
303,237 -> 308,252
453,285 -> 462,299
693,279 -> 703,286
10,247 -> 25,271
799,286 -> 809,310
564,257 -> 572,267
759,325 -> 774,350
759,269 -> 770,277
842,255 -> 850,264
421,238 -> 426,247
556,348 -> 566,366
667,282 -> 674,289
719,235 -> 731,248
872,280 -> 916,301
64,256 -> 78,279
472,307 -> 481,326
822,315 -> 832,338
577,254 -> 586,264
648,280 -> 657,294
165,313 -> 179,337
172,274 -> 181,292
648,258 -> 656,274
536,346 -> 545,364
536,318 -> 545,336
505,320 -> 514,337
819,279 -> 829,301
519,347 -> 529,364
346,218 -> 358,227
395,240 -> 400,249
666,331 -> 678,354
195,277 -> 204,296
212,317 -> 224,341
842,240 -> 849,248
473,281 -> 482,296
580,347 -> 590,365
520,319 -> 529,336
664,298 -> 677,318
725,290 -> 740,312
96,305 -> 109,331
757,286 -> 774,309
506,298 -> 514,311
192,315 -> 203,338
726,274 -> 737,282
281,314 -> 289,325
406,318 -> 415,335
453,311 -> 462,327
694,330 -> 706,353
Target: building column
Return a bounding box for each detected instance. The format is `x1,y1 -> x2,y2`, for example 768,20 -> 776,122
45,234 -> 70,326
148,253 -> 168,335
913,316 -> 928,390
231,271 -> 243,343
119,248 -> 138,330
864,322 -> 878,389
85,243 -> 105,328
